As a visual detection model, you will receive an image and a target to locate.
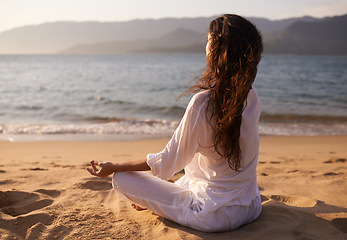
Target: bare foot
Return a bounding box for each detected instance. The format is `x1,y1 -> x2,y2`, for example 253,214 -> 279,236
131,203 -> 147,211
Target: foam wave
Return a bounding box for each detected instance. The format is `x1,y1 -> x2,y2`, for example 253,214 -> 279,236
1,116 -> 346,138
260,113 -> 347,123
259,122 -> 347,136
0,119 -> 179,135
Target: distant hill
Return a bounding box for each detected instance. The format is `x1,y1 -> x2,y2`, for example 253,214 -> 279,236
0,15 -> 346,55
265,15 -> 347,54
250,16 -> 320,42
59,28 -> 206,54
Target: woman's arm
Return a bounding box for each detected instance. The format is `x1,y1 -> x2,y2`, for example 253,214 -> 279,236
86,159 -> 150,178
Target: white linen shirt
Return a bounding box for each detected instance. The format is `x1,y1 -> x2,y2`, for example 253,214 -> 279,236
147,88 -> 261,215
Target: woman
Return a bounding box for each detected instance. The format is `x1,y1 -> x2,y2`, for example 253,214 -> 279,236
87,14 -> 263,232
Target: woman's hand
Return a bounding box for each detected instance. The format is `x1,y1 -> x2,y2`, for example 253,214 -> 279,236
86,160 -> 116,178
86,158 -> 150,178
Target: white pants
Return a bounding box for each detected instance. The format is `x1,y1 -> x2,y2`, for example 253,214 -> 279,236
112,171 -> 261,232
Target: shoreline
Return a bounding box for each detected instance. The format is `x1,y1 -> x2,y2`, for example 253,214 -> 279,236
1,135 -> 346,239
1,132 -> 347,143
0,133 -> 173,143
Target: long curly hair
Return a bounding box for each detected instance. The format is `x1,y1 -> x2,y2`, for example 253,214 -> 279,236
188,14 -> 263,171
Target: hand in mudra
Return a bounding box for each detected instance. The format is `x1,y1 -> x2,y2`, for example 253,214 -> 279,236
86,160 -> 115,178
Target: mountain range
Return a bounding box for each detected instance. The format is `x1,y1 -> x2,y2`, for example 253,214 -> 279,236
0,14 -> 346,55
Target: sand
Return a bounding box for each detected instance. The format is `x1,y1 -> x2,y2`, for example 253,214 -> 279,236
0,135 -> 346,239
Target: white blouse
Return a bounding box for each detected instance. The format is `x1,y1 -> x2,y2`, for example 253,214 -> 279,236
147,88 -> 261,213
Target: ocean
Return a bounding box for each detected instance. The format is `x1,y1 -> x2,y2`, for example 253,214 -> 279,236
0,54 -> 346,141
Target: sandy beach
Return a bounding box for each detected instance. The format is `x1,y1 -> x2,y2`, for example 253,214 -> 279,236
0,135 -> 346,239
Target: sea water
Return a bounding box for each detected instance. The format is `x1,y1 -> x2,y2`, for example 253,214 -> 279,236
0,54 -> 346,141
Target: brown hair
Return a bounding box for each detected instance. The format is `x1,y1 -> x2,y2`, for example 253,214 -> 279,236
188,14 -> 263,171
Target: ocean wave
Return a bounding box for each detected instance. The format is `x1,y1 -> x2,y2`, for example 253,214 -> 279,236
90,96 -> 134,106
16,105 -> 44,111
50,105 -> 186,123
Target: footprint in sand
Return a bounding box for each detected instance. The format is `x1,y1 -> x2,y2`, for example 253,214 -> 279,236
323,172 -> 341,176
323,158 -> 346,164
0,189 -> 60,217
75,179 -> 112,191
260,195 -> 269,203
287,170 -> 299,173
270,161 -> 281,164
0,189 -> 61,238
0,179 -> 15,185
30,167 -> 48,171
20,167 -> 48,171
0,191 -> 35,209
35,189 -> 61,198
269,194 -> 317,208
331,218 -> 347,233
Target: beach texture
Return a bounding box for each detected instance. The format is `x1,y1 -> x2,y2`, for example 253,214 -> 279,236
0,135 -> 346,239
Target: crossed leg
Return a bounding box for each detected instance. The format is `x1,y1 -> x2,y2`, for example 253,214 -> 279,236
112,171 -> 198,227
111,171 -> 262,232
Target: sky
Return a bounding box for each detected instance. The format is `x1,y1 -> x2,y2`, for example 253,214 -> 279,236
1,0 -> 347,33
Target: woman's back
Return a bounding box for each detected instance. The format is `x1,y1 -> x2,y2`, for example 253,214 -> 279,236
180,88 -> 261,209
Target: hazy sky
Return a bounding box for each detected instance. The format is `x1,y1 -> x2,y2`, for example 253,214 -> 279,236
1,0 -> 346,33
